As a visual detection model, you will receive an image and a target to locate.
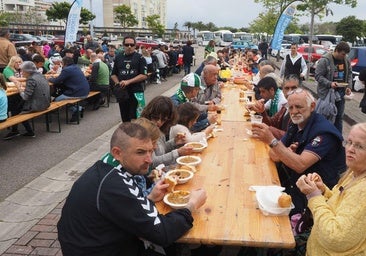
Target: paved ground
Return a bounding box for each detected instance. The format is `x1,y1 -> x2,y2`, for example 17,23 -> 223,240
0,50 -> 364,256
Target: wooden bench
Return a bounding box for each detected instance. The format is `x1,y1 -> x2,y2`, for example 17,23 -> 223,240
0,101 -> 63,133
0,91 -> 101,133
52,91 -> 101,125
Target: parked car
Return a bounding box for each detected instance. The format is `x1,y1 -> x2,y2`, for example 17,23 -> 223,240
271,43 -> 291,58
9,33 -> 40,47
349,47 -> 366,73
348,47 -> 366,91
35,36 -> 53,45
297,44 -> 329,63
135,39 -> 160,48
230,40 -> 258,50
53,35 -> 65,46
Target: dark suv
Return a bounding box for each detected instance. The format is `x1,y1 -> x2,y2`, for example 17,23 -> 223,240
348,47 -> 366,90
9,34 -> 40,47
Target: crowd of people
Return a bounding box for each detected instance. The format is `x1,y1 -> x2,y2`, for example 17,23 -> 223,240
2,26 -> 366,255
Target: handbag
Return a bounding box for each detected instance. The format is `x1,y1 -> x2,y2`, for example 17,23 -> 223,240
111,83 -> 129,102
315,88 -> 337,123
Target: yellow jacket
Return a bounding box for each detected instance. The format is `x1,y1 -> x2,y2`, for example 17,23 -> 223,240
306,170 -> 366,255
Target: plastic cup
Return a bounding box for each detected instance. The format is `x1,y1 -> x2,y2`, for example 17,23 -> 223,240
250,114 -> 263,124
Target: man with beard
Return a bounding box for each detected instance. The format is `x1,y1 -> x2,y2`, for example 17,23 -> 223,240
111,36 -> 147,122
58,122 -> 207,255
251,88 -> 346,216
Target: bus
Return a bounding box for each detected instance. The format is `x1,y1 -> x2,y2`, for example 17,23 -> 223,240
233,32 -> 253,42
196,31 -> 215,46
316,34 -> 343,49
282,34 -> 319,44
214,30 -> 234,47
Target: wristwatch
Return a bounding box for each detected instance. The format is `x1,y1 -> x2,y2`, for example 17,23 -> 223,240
269,138 -> 279,148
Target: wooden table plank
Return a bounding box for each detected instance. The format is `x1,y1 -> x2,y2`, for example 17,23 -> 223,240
157,121 -> 295,248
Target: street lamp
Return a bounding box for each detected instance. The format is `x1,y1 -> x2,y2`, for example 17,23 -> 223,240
89,0 -> 94,37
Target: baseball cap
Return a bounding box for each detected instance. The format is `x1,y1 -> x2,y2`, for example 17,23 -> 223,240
180,73 -> 203,90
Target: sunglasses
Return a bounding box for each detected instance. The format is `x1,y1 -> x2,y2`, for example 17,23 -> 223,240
124,43 -> 135,47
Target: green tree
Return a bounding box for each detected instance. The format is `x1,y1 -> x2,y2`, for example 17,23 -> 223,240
249,9 -> 279,35
336,16 -> 364,43
145,15 -> 165,38
114,5 -> 138,28
46,1 -> 95,25
205,22 -> 217,32
183,21 -> 192,32
296,0 -> 357,76
256,0 -> 357,77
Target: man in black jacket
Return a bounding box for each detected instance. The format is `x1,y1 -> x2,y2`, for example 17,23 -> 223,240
111,36 -> 148,122
58,122 -> 207,256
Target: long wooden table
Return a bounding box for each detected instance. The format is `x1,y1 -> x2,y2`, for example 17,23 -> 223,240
157,85 -> 295,248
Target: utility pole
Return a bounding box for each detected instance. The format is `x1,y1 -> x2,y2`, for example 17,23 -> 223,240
89,0 -> 94,37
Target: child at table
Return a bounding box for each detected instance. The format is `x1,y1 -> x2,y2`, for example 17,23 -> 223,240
169,102 -> 214,143
0,73 -> 8,122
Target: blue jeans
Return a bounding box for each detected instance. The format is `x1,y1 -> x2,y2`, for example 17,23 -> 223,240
184,63 -> 191,75
54,94 -> 86,113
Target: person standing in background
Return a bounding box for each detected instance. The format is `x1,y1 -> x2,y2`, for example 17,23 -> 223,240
111,36 -> 147,122
0,28 -> 17,73
258,39 -> 269,60
280,43 -> 307,80
182,40 -> 195,75
315,41 -> 352,133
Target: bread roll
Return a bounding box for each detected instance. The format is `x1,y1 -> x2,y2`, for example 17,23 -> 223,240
278,193 -> 292,208
164,175 -> 177,193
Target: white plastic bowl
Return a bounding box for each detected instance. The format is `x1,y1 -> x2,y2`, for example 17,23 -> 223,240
184,142 -> 207,152
255,187 -> 294,216
176,155 -> 202,166
163,191 -> 190,209
165,169 -> 194,184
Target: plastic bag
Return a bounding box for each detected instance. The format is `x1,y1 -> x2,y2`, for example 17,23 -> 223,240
134,92 -> 145,118
354,76 -> 365,92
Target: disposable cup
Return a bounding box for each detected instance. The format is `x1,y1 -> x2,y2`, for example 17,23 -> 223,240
250,114 -> 263,124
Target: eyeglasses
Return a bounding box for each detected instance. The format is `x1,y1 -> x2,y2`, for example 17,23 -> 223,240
287,88 -> 304,95
343,140 -> 366,151
124,43 -> 135,47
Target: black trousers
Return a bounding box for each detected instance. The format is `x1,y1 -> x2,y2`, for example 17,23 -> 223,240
118,93 -> 138,122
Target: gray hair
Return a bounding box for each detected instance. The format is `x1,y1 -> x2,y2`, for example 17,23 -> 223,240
20,61 -> 37,74
204,55 -> 217,65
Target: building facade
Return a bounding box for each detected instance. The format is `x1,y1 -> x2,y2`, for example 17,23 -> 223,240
110,0 -> 167,28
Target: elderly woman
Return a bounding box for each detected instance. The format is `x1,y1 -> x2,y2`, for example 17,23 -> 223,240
296,122 -> 366,255
4,61 -> 51,140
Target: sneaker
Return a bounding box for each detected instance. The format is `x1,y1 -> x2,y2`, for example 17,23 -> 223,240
3,131 -> 20,140
22,131 -> 35,137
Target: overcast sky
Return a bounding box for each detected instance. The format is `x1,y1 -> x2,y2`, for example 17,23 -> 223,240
166,0 -> 366,30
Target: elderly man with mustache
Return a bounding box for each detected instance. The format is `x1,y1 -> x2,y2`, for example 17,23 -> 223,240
251,88 -> 346,217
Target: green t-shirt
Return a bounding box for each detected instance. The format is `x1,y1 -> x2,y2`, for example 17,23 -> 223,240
2,66 -> 16,82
